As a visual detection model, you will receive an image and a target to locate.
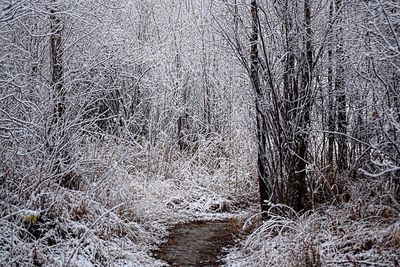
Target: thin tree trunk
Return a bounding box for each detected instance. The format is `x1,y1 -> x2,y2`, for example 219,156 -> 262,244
250,0 -> 269,217
288,0 -> 313,212
295,0 -> 313,211
50,9 -> 64,122
49,5 -> 73,187
327,2 -> 335,167
335,0 -> 348,171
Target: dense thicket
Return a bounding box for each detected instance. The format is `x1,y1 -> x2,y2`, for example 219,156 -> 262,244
0,0 -> 398,265
217,0 -> 399,212
0,0 -> 254,192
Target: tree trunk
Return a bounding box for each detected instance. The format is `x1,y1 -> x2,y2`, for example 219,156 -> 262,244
50,9 -> 64,122
335,0 -> 348,171
295,0 -> 313,211
250,0 -> 270,217
327,2 -> 335,167
289,0 -> 313,211
49,5 -> 73,188
281,0 -> 312,212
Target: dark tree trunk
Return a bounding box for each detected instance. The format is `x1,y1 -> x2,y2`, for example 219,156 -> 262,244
327,2 -> 335,167
296,0 -> 313,211
335,0 -> 348,172
174,52 -> 189,152
250,0 -> 270,217
50,10 -> 64,122
289,0 -> 313,211
49,5 -> 73,188
281,0 -> 312,212
282,2 -> 300,210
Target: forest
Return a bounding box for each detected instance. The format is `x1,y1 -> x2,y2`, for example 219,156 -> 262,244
0,0 -> 399,266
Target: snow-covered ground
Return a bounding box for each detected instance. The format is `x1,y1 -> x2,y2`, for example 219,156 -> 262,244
0,140 -> 256,266
2,140 -> 399,266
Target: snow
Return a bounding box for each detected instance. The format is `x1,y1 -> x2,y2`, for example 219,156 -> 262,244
0,140 -> 254,266
223,180 -> 400,266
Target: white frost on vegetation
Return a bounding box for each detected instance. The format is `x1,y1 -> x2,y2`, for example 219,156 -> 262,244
0,140 -> 255,266
224,180 -> 400,267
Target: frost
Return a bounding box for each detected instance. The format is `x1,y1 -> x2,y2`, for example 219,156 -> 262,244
223,180 -> 400,267
0,140 -> 252,266
1,0 -> 399,266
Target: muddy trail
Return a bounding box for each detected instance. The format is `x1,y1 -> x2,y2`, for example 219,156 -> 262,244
154,219 -> 241,266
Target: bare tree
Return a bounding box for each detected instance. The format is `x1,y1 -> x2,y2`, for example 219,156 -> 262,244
248,0 -> 270,216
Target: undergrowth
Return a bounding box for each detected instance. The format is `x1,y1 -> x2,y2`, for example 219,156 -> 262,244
225,179 -> 400,267
0,138 -> 255,266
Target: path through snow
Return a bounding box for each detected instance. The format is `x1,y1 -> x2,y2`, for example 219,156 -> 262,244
154,219 -> 241,266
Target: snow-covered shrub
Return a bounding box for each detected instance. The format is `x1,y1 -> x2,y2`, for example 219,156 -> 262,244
225,179 -> 400,267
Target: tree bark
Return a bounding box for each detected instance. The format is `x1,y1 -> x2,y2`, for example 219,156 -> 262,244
335,0 -> 348,171
49,4 -> 73,187
250,0 -> 270,217
295,0 -> 313,211
290,0 -> 313,211
327,2 -> 335,167
50,9 -> 64,122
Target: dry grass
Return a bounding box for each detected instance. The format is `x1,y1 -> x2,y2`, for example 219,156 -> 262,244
225,179 -> 400,267
0,138 -> 254,266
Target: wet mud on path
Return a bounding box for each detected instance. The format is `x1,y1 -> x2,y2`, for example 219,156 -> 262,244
154,219 -> 241,266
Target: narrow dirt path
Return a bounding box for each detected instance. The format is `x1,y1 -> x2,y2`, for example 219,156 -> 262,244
154,219 -> 241,266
